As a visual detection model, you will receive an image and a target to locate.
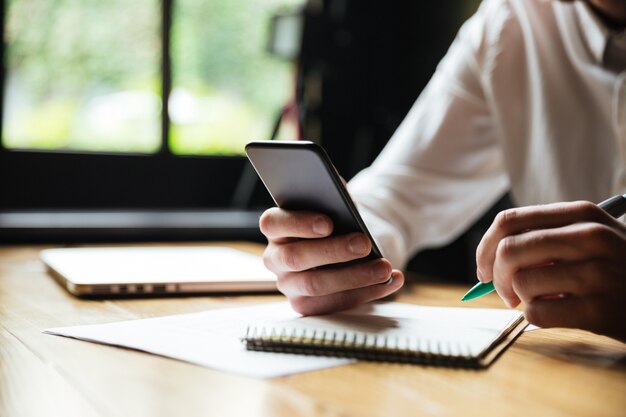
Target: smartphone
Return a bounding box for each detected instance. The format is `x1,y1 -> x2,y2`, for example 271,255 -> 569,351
245,140 -> 383,264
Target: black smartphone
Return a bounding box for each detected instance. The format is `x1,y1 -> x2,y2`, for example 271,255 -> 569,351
245,140 -> 383,264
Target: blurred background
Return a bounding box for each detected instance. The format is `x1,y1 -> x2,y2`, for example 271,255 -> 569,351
4,0 -> 301,155
1,0 -> 511,280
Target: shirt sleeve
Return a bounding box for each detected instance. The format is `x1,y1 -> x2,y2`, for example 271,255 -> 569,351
347,0 -> 514,269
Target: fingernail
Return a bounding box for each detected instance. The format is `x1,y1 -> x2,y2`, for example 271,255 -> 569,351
312,218 -> 330,235
348,235 -> 368,255
374,263 -> 390,278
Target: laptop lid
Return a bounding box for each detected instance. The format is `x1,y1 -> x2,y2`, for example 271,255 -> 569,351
41,246 -> 277,297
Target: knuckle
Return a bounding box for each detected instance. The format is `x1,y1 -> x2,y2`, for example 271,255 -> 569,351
572,263 -> 596,294
299,271 -> 319,297
262,251 -> 275,272
275,274 -> 287,294
580,224 -> 616,251
496,236 -> 517,260
511,271 -> 531,301
495,208 -> 518,230
330,291 -> 353,311
323,238 -> 344,262
280,245 -> 302,271
286,211 -> 303,234
587,261 -> 612,288
572,200 -> 601,219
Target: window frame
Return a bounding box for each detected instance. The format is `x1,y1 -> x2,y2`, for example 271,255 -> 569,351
0,0 -> 253,210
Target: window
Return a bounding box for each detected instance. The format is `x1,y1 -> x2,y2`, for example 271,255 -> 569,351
1,0 -> 301,209
5,0 -> 162,153
170,0 -> 300,155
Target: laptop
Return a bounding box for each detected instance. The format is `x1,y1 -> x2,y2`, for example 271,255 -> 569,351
41,246 -> 277,297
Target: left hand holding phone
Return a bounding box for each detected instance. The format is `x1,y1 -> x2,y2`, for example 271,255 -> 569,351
260,207 -> 405,316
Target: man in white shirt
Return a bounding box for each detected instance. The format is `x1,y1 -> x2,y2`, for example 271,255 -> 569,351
260,0 -> 626,341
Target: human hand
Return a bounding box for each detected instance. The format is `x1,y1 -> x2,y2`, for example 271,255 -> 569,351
260,207 -> 404,316
476,201 -> 626,341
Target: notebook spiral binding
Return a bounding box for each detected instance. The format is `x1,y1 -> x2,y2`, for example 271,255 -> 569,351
242,325 -> 481,368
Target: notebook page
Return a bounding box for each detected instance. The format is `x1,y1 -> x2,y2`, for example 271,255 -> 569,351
250,302 -> 524,357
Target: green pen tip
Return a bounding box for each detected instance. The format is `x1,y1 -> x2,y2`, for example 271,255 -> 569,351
461,281 -> 496,302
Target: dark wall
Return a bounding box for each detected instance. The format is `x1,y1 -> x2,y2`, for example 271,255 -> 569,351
300,1 -> 479,178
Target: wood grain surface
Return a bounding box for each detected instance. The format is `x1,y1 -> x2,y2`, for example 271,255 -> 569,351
1,243 -> 624,417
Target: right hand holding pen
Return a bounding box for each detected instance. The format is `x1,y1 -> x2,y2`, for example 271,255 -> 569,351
260,207 -> 404,315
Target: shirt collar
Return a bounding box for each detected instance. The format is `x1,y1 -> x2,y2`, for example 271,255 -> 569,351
574,1 -> 609,65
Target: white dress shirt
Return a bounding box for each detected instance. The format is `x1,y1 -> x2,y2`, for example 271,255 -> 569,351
347,0 -> 626,269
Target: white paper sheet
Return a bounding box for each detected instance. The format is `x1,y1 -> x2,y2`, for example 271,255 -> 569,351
44,302 -> 524,378
45,302 -> 353,379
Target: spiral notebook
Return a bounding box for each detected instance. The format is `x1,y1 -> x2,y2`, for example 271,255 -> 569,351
243,302 -> 528,368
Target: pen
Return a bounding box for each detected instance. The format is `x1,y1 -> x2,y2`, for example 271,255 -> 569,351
461,194 -> 626,302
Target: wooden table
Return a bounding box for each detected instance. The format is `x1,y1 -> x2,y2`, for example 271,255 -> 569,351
1,243 -> 625,417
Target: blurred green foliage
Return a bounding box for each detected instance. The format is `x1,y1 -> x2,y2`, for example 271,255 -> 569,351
170,0 -> 300,155
6,0 -> 160,97
3,0 -> 299,155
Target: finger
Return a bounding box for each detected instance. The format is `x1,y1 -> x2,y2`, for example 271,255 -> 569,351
491,223 -> 616,307
267,232 -> 371,272
476,201 -> 609,283
511,259 -> 618,303
277,259 -> 393,297
491,227 -> 577,307
259,207 -> 333,242
524,296 -> 596,331
289,271 -> 405,316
